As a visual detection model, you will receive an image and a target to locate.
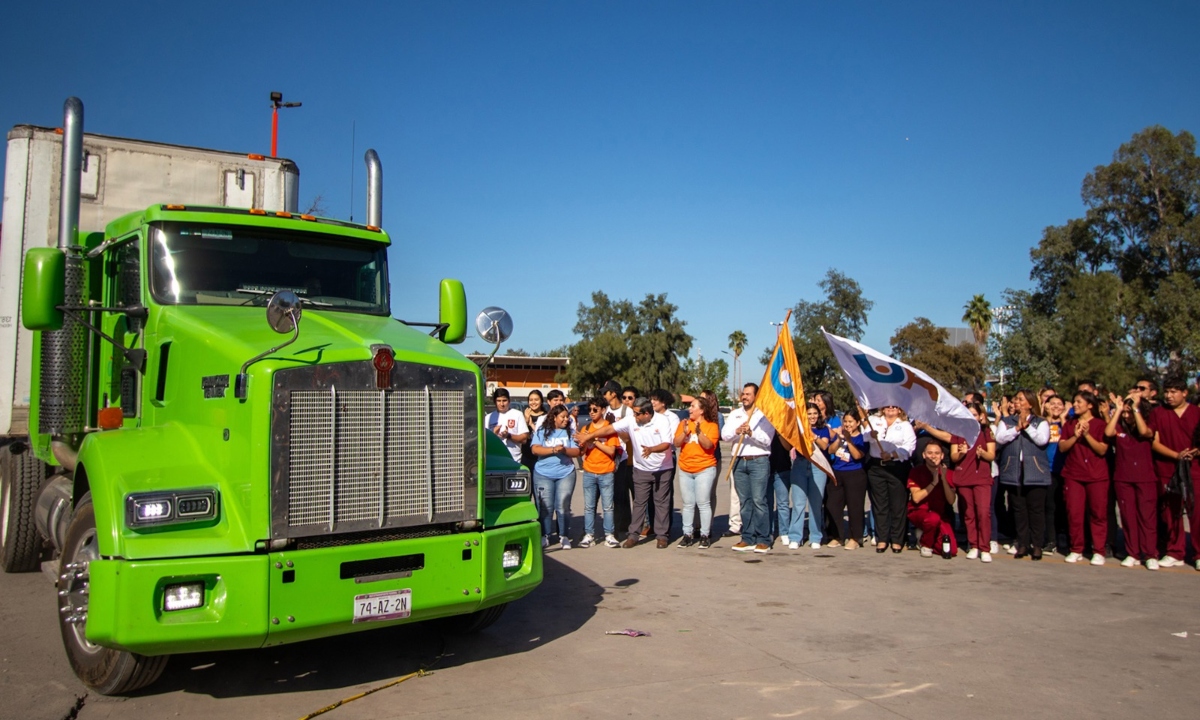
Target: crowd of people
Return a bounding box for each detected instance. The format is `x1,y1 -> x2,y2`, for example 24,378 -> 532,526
485,375 -> 1200,572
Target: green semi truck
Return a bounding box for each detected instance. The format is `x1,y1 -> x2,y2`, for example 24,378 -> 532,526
0,98 -> 541,694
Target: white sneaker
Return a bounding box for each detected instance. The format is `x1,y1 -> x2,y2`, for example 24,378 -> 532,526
605,534 -> 620,548
1120,556 -> 1137,568
578,534 -> 594,548
560,538 -> 571,550
1159,555 -> 1181,568
779,535 -> 789,546
989,541 -> 999,554
1146,558 -> 1159,570
920,546 -> 933,558
788,541 -> 799,550
1006,545 -> 1017,555
980,552 -> 993,563
542,535 -> 549,549
810,541 -> 821,549
1090,553 -> 1105,566
966,548 -> 979,560
1195,559 -> 1200,571
1064,552 -> 1083,563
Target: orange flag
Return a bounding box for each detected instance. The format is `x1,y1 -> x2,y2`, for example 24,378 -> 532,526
756,311 -> 836,479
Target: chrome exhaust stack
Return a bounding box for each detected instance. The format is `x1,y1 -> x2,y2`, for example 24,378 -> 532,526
365,149 -> 382,228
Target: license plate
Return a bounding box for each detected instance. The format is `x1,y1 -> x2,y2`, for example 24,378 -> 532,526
352,588 -> 412,623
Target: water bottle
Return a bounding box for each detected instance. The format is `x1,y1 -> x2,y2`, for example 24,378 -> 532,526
941,535 -> 952,559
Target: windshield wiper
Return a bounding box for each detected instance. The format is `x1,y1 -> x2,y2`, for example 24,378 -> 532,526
235,288 -> 333,307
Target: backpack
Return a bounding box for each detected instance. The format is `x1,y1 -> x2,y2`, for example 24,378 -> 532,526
1165,456 -> 1194,509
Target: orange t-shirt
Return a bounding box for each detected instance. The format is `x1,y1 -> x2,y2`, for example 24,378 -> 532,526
675,419 -> 719,473
582,420 -> 622,474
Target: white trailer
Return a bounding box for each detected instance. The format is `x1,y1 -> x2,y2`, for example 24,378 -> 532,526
0,126 -> 300,438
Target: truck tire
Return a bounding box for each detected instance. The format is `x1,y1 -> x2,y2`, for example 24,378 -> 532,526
438,602 -> 508,634
58,495 -> 168,695
1,442 -> 47,573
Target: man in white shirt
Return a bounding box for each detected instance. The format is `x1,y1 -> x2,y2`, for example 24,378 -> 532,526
485,388 -> 529,464
721,383 -> 775,553
601,381 -> 635,540
579,397 -> 674,549
648,388 -> 680,539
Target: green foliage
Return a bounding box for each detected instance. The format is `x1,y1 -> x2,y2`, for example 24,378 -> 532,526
890,318 -> 986,397
999,125 -> 1200,384
765,269 -> 873,412
961,294 -> 992,349
681,356 -> 731,404
563,291 -> 693,398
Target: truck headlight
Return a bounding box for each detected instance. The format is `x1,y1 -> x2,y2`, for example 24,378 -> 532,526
485,472 -> 531,498
163,582 -> 205,611
502,544 -> 523,572
126,489 -> 218,528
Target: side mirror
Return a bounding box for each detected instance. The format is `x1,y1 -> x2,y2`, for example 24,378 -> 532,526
22,248 -> 66,331
438,279 -> 467,344
266,291 -> 302,333
475,306 -> 512,345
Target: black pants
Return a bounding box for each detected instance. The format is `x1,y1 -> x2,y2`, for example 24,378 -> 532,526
1011,483 -> 1048,552
867,460 -> 910,546
826,467 -> 868,543
630,467 -> 673,541
1043,474 -> 1061,548
613,463 -> 633,540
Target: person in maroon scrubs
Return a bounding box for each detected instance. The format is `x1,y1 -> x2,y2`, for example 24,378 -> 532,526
907,442 -> 958,558
1104,390 -> 1157,569
950,402 -> 996,562
1058,391 -> 1112,565
1149,377 -> 1200,568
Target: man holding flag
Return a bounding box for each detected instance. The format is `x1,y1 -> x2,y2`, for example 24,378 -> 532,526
721,384 -> 775,552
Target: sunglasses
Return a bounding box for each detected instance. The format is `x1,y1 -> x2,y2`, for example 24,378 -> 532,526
623,395 -> 636,400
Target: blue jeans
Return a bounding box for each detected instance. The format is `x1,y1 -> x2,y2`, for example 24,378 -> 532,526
678,465 -> 718,537
773,468 -> 805,541
733,455 -> 771,546
534,470 -> 576,538
581,470 -> 615,537
791,458 -> 826,544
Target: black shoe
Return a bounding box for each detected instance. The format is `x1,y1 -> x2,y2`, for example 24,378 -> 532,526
698,535 -> 711,549
1014,546 -> 1029,559
1031,546 -> 1043,561
677,535 -> 694,548
892,545 -> 903,554
722,530 -> 740,538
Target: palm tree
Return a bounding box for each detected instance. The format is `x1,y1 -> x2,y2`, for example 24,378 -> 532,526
962,295 -> 992,350
727,330 -> 747,390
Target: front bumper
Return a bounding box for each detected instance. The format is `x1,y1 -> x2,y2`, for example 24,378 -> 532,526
84,521 -> 541,656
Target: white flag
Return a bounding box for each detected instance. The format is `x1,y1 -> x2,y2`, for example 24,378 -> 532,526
822,329 -> 981,447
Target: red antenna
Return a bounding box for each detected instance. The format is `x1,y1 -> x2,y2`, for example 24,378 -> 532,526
270,91 -> 302,157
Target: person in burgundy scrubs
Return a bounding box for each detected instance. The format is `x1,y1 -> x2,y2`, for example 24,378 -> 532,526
1058,391 -> 1112,565
907,442 -> 958,558
1104,390 -> 1157,569
1149,377 -> 1200,569
950,402 -> 996,562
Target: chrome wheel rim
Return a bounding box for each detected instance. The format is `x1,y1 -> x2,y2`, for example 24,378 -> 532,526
62,528 -> 101,654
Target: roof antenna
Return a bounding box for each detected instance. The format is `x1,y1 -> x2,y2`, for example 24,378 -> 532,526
349,120 -> 355,222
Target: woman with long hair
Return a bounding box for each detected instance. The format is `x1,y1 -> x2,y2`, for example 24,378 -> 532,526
825,410 -> 869,549
1105,391 -> 1157,569
995,389 -> 1051,560
674,395 -> 721,548
951,402 -> 997,562
531,404 -> 581,550
1058,391 -> 1112,565
866,405 -> 917,553
521,390 -> 547,470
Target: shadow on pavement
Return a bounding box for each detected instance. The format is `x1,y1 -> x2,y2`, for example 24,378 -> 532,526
138,554 -> 603,699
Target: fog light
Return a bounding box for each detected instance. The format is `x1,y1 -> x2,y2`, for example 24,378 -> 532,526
163,582 -> 205,611
502,544 -> 522,570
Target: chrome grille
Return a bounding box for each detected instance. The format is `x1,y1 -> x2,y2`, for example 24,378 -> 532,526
271,360 -> 478,539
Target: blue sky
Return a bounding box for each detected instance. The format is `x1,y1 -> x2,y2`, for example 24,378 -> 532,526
3,1 -> 1198,391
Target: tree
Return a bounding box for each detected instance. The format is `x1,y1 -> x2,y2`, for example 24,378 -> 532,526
763,269 -> 873,411
727,330 -> 747,389
890,318 -> 986,397
1005,125 -> 1200,383
563,292 -> 693,398
962,294 -> 992,351
504,348 -> 530,357
681,356 -> 731,405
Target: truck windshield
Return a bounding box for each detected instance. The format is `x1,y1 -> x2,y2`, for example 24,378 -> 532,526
148,222 -> 389,314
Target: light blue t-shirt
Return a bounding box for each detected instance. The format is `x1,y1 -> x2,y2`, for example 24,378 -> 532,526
533,428 -> 578,479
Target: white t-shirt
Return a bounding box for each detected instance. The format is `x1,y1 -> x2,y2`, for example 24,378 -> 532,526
486,408 -> 529,463
612,413 -> 674,472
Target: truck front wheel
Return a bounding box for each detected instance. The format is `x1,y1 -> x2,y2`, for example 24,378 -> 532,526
438,602 -> 508,634
1,442 -> 47,573
58,495 -> 168,695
